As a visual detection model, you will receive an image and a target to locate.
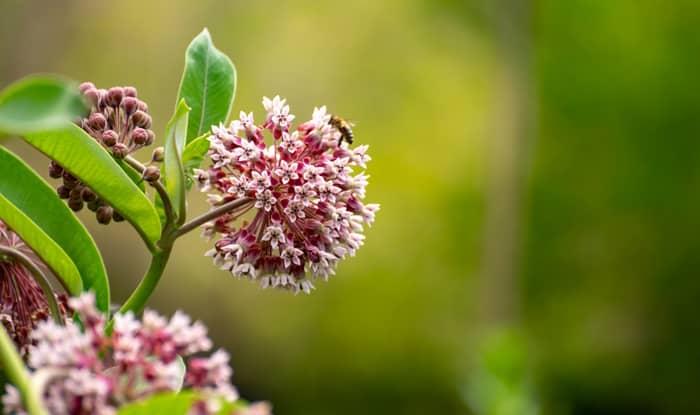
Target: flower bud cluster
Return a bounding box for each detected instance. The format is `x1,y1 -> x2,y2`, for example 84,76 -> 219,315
49,82 -> 156,224
1,293 -> 269,415
0,220 -> 69,357
196,96 -> 378,294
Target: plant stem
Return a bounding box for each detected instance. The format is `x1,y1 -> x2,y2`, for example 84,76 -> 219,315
0,326 -> 48,415
123,155 -> 175,235
171,197 -> 251,240
0,246 -> 63,325
117,246 -> 172,316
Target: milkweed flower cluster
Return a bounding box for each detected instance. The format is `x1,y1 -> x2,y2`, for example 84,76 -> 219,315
0,220 -> 68,357
1,293 -> 268,415
49,82 -> 157,224
195,96 -> 379,294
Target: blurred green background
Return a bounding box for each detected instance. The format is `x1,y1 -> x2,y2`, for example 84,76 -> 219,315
2,0 -> 699,414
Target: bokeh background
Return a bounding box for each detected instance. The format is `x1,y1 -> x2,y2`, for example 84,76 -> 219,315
2,0 -> 699,414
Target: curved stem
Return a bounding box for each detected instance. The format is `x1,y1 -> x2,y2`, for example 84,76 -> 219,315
171,197 -> 251,241
117,246 -> 172,316
0,246 -> 63,325
0,326 -> 48,415
124,156 -> 175,236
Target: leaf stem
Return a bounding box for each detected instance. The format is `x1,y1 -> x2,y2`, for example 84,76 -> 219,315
0,325 -> 48,415
123,156 -> 176,238
170,197 -> 251,241
0,246 -> 63,325
116,246 -> 172,316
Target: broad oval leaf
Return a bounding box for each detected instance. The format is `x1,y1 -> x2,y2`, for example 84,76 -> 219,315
0,147 -> 108,310
24,125 -> 162,251
117,392 -> 196,415
177,28 -> 236,143
116,159 -> 146,192
0,193 -> 82,296
182,133 -> 210,190
164,99 -> 190,226
0,75 -> 86,135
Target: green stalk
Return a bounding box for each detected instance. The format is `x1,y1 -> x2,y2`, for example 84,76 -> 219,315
0,326 -> 47,415
117,245 -> 172,316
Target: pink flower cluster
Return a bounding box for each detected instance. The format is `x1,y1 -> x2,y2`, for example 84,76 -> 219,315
0,220 -> 68,357
195,96 -> 378,294
1,293 -> 263,415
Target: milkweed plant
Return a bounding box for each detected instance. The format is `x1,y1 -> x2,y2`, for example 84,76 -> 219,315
0,28 -> 378,415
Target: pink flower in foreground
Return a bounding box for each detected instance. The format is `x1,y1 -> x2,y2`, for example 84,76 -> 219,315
1,293 -> 270,415
197,97 -> 379,294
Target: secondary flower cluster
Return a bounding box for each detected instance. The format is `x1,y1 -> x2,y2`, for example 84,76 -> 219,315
0,220 -> 68,357
49,82 -> 156,224
195,96 -> 378,294
1,293 -> 268,415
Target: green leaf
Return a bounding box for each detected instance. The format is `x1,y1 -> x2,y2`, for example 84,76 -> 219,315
182,133 -> 211,190
117,392 -> 196,415
0,193 -> 82,296
116,159 -> 146,192
164,99 -> 190,226
0,147 -> 108,310
24,125 -> 162,251
0,75 -> 86,136
177,28 -> 236,143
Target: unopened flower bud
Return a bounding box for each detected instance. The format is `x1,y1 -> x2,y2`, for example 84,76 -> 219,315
88,113 -> 107,130
132,111 -> 152,129
102,130 -> 118,147
57,185 -> 71,199
68,198 -> 84,212
112,143 -> 129,159
132,128 -> 148,145
142,166 -> 161,182
112,211 -> 124,222
106,87 -> 124,107
62,173 -> 79,188
123,86 -> 137,98
121,97 -> 139,115
48,161 -> 63,179
81,187 -> 97,203
152,147 -> 165,162
96,206 -> 113,224
145,130 -> 155,146
69,186 -> 84,200
137,101 -> 148,112
87,200 -> 100,212
79,82 -> 95,93
84,88 -> 101,107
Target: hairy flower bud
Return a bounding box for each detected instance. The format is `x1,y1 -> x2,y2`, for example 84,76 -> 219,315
132,110 -> 152,128
152,146 -> 165,162
106,87 -> 124,107
48,161 -> 63,179
121,96 -> 139,115
102,129 -> 118,147
56,184 -> 71,199
81,187 -> 97,203
88,112 -> 107,130
96,206 -> 113,224
68,198 -> 84,212
112,143 -> 129,159
142,165 -> 161,182
132,127 -> 148,145
123,86 -> 137,98
79,82 -> 95,93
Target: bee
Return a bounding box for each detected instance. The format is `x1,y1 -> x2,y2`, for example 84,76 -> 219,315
329,115 -> 355,146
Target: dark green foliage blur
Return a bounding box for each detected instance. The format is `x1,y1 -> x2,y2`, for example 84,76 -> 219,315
1,0 -> 698,414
